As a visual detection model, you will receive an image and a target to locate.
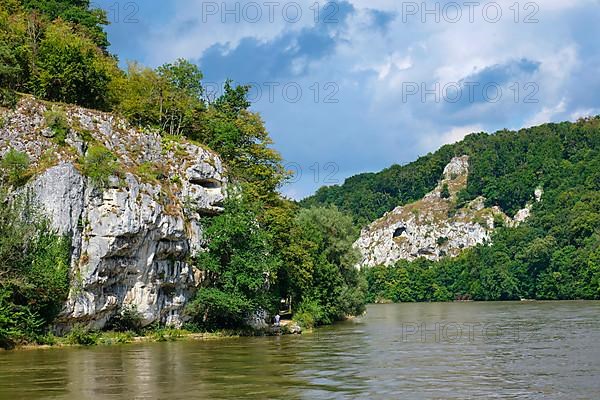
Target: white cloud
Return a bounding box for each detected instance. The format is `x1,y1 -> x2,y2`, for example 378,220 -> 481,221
143,0 -> 319,65
525,99 -> 568,127
125,0 -> 600,196
420,124 -> 485,152
569,108 -> 600,120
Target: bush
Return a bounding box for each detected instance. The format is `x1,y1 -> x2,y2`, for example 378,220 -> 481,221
0,293 -> 24,349
0,290 -> 47,348
35,332 -> 58,346
99,331 -> 134,345
440,183 -> 451,199
0,190 -> 71,348
337,278 -> 368,317
44,108 -> 69,144
150,327 -> 183,342
105,305 -> 143,333
436,236 -> 449,246
0,88 -> 18,108
493,213 -> 505,228
0,148 -> 30,186
293,299 -> 326,329
136,162 -> 166,182
187,288 -> 254,329
66,325 -> 99,346
80,145 -> 118,188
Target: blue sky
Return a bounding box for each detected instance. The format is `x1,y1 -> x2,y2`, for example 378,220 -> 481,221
94,0 -> 600,199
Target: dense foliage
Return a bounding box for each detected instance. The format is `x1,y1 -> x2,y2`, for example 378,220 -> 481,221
361,118 -> 600,302
21,0 -> 109,48
187,195 -> 281,329
0,0 -> 115,107
0,180 -> 71,348
79,144 -> 118,188
291,206 -> 367,326
187,191 -> 366,330
301,146 -> 457,225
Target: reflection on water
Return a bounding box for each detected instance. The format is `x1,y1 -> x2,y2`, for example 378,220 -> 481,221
1,301 -> 600,399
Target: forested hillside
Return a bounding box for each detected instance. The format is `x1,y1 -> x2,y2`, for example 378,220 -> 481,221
302,121 -> 600,227
316,119 -> 600,301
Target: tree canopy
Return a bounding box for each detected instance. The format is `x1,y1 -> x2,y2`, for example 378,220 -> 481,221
361,118 -> 600,302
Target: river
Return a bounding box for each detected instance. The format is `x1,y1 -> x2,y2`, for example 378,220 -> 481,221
1,301 -> 599,399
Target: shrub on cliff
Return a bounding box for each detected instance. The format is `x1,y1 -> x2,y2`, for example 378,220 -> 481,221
440,183 -> 450,199
80,145 -> 118,188
0,148 -> 30,186
44,107 -> 69,144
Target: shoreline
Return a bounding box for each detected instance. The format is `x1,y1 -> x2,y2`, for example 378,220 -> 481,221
7,331 -> 241,352
2,321 -> 307,352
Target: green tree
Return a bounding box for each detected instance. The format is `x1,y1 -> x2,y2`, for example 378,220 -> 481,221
294,206 -> 366,324
260,199 -> 315,310
0,1 -> 29,99
0,39 -> 21,89
29,19 -> 118,109
22,0 -> 110,49
213,79 -> 251,116
111,62 -> 163,126
199,83 -> 288,202
114,59 -> 205,136
156,59 -> 205,136
187,195 -> 281,328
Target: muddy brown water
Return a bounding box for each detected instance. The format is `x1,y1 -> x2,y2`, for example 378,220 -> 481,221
1,301 -> 599,399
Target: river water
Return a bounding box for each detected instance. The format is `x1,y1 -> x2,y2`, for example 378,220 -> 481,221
1,301 -> 599,399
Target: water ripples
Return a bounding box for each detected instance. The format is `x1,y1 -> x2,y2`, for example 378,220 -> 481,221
1,301 -> 600,399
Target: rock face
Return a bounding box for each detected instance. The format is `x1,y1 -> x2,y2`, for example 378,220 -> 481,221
0,97 -> 226,330
354,156 -> 541,268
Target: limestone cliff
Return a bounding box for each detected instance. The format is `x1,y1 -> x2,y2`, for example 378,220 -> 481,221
354,156 -> 541,268
0,97 -> 226,330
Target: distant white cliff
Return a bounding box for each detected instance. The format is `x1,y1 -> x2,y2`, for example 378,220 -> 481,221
354,155 -> 542,268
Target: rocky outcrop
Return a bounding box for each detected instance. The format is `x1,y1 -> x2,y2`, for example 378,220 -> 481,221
0,97 -> 226,330
354,156 -> 541,268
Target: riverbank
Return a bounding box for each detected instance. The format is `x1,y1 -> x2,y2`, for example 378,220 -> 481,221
3,320 -> 306,352
10,330 -> 235,351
